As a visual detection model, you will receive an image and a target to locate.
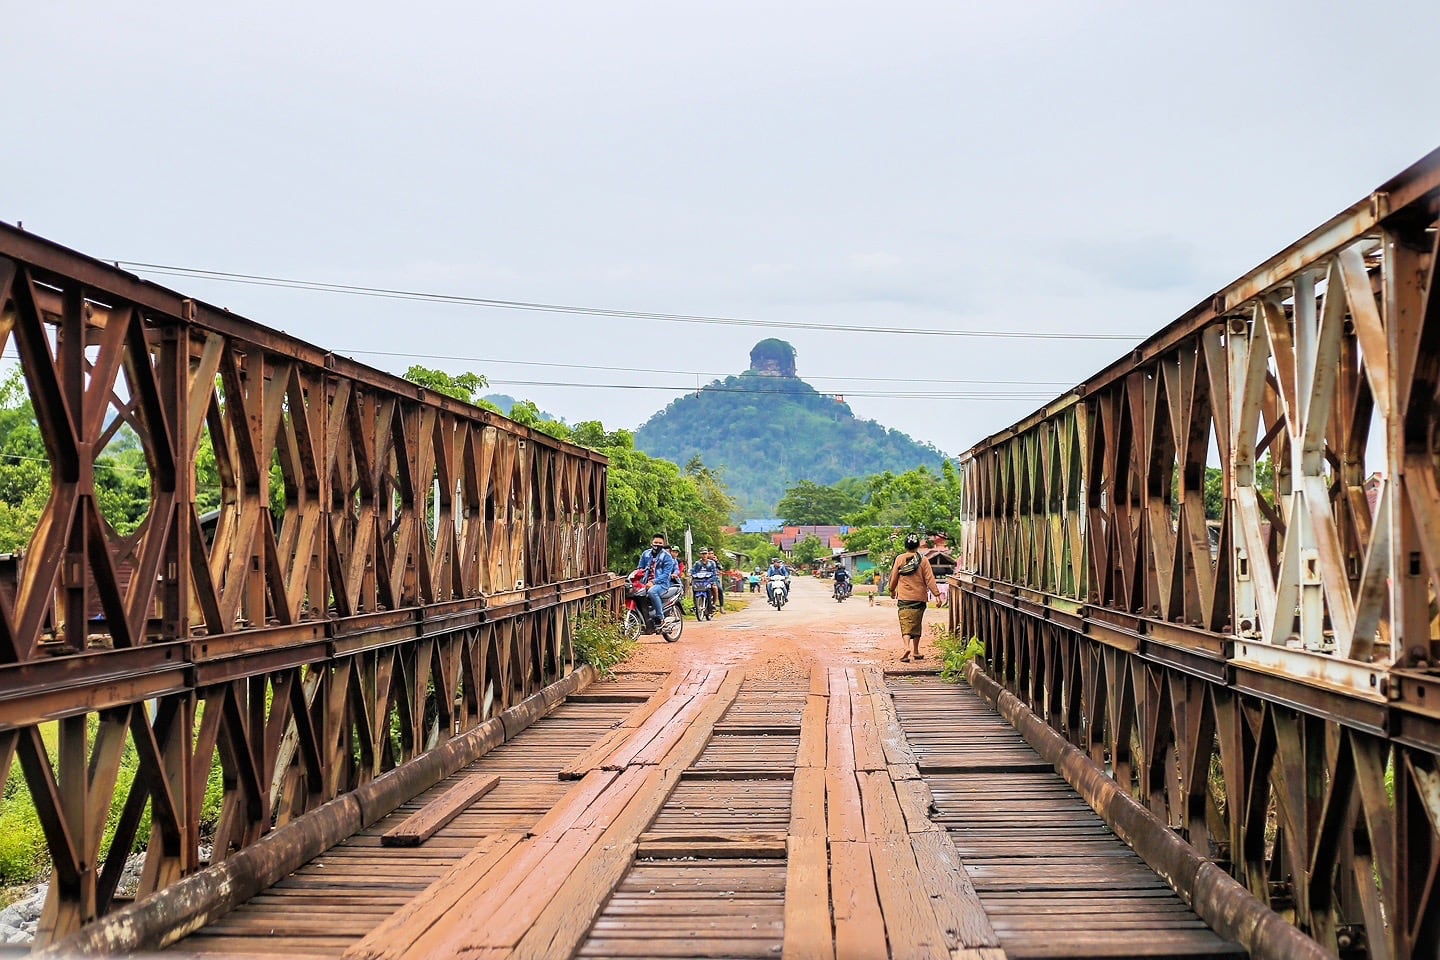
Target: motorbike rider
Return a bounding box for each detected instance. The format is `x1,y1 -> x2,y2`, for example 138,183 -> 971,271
691,548 -> 722,614
833,564 -> 851,597
764,557 -> 790,603
637,534 -> 680,626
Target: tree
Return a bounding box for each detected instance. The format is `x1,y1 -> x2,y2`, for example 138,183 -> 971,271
402,365 -> 499,411
792,535 -> 826,567
749,338 -> 797,378
845,462 -> 963,539
777,480 -> 861,525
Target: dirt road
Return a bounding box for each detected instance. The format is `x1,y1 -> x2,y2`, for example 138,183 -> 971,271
623,575 -> 944,681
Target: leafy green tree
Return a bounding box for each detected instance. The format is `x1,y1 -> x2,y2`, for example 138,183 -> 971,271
403,365 -> 500,412
792,534 -> 826,567
846,461 -> 963,539
777,480 -> 862,525
685,457 -> 739,528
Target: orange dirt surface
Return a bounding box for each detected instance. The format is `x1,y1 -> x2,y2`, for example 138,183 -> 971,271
622,575 -> 946,681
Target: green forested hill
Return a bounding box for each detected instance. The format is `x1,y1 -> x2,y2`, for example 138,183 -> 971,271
635,342 -> 947,516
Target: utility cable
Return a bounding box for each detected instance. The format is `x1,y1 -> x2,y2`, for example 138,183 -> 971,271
342,348 -> 1074,387
115,260 -> 1142,342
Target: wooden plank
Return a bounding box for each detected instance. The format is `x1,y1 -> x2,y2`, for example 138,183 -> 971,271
895,779 -> 940,834
560,668 -> 694,778
558,727 -> 631,781
639,831 -> 788,846
783,833 -> 834,960
790,767 -> 826,840
810,669 -> 830,697
870,837 -> 949,960
852,694 -> 889,772
638,839 -> 787,859
829,841 -> 887,959
910,830 -> 1000,950
825,768 -> 864,841
866,672 -> 919,766
796,695 -> 829,769
380,774 -> 500,847
857,770 -> 910,839
506,672 -> 746,960
527,768 -> 619,836
785,745 -> 834,960
341,832 -> 525,960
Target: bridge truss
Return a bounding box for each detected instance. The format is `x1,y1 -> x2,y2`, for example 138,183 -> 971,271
0,225 -> 617,947
953,148 -> 1440,959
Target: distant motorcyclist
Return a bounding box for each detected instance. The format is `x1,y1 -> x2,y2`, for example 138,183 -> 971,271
833,565 -> 852,600
636,534 -> 680,626
691,548 -> 722,618
764,558 -> 790,604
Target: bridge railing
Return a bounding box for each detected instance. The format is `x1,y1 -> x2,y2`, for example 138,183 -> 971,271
952,148 -> 1440,959
0,224 -> 620,946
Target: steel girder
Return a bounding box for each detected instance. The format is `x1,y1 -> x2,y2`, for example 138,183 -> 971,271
0,224 -> 619,946
952,148 -> 1440,958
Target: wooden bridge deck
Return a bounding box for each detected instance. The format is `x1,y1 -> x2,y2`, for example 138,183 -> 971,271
165,668 -> 1244,960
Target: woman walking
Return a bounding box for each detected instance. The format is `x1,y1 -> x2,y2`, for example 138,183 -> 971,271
888,533 -> 940,662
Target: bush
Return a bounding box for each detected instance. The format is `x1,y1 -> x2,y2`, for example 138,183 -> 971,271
931,626 -> 985,683
570,603 -> 636,678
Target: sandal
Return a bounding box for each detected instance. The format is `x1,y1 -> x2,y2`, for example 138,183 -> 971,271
899,653 -> 912,663
914,654 -> 925,660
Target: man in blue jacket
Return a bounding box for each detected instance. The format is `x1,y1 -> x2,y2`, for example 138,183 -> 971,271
637,534 -> 679,625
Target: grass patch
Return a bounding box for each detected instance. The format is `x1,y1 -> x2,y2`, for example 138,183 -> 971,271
930,625 -> 985,682
571,603 -> 637,678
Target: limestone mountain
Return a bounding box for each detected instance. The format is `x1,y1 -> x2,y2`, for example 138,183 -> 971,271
635,340 -> 948,516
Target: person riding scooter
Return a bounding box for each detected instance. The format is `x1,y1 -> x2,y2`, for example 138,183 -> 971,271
636,534 -> 680,628
833,565 -> 852,600
764,558 -> 790,605
691,548 -> 722,620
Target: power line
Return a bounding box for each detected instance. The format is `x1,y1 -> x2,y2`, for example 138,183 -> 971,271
480,378 -> 1053,400
116,260 -> 1142,342
343,348 -> 1074,387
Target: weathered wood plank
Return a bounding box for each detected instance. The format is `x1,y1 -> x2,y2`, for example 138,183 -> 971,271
380,774 -> 499,847
830,841 -> 888,959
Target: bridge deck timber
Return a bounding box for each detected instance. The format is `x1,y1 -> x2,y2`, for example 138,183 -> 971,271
157,666 -> 1243,960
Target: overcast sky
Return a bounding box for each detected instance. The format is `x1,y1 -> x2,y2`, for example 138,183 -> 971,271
6,1 -> 1438,461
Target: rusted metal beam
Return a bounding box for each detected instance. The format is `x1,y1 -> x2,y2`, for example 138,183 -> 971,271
966,661 -> 1330,960
957,146 -> 1440,958
41,664 -> 595,956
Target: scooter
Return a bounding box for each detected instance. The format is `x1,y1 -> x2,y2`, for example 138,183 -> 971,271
623,571 -> 684,642
692,575 -> 718,621
768,575 -> 790,610
833,578 -> 852,602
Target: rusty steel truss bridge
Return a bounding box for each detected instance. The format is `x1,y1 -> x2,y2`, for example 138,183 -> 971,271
0,145 -> 1439,959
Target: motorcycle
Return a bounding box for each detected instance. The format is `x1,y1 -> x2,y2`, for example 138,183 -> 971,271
768,574 -> 790,610
623,571 -> 684,642
692,575 -> 718,621
833,577 -> 853,602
